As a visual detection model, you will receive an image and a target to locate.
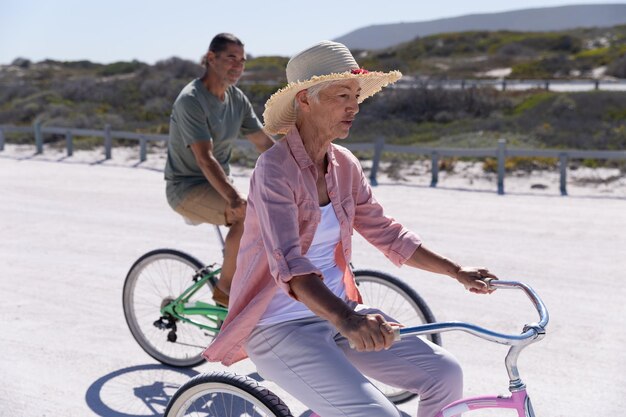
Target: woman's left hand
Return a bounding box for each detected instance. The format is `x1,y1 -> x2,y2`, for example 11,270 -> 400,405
455,267 -> 497,294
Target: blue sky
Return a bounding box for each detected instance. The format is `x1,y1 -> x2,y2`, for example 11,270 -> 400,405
0,0 -> 622,65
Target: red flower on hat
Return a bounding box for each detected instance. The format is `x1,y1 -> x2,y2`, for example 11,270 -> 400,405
351,68 -> 369,75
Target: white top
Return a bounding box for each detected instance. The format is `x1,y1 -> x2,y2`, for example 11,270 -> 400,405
257,203 -> 346,326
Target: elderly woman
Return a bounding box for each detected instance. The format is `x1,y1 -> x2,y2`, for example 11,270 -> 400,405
204,41 -> 497,417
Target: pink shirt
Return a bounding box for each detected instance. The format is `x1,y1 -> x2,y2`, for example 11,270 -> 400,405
203,127 -> 421,365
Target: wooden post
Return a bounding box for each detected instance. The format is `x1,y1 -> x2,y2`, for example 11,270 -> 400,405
497,139 -> 506,195
461,80 -> 466,90
559,153 -> 568,196
104,124 -> 112,159
0,127 -> 5,151
369,136 -> 385,186
66,130 -> 73,156
544,80 -> 550,91
430,151 -> 439,187
34,122 -> 43,154
501,79 -> 507,91
594,80 -> 599,90
140,136 -> 147,162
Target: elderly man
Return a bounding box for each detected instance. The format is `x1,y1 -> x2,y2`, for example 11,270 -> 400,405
205,41 -> 497,417
164,33 -> 274,307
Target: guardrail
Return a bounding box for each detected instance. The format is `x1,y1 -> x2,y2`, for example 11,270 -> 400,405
1,123 -> 625,196
395,78 -> 626,92
364,137 -> 626,195
0,123 -> 166,161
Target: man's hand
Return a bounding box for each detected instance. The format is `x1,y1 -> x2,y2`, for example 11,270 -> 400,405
227,195 -> 247,223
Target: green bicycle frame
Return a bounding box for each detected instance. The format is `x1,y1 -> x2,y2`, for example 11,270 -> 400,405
160,265 -> 228,334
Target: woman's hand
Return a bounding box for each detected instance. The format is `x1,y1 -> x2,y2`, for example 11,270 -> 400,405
455,267 -> 497,294
336,312 -> 399,352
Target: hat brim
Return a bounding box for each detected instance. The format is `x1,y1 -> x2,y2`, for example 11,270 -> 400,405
262,70 -> 402,135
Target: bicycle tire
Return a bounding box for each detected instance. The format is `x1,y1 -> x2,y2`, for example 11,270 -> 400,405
165,371 -> 293,417
354,269 -> 441,405
123,249 -> 216,367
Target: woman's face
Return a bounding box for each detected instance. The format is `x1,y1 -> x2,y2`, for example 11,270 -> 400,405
308,80 -> 360,140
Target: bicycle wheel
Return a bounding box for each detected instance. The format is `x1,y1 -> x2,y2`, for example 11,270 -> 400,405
354,269 -> 441,405
123,249 -> 216,367
165,372 -> 293,417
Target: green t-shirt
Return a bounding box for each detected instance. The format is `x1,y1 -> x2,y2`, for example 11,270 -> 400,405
164,79 -> 263,208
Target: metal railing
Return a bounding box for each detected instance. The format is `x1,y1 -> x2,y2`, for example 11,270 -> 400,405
395,78 -> 626,92
1,123 -> 625,196
363,137 -> 626,195
0,123 -> 166,161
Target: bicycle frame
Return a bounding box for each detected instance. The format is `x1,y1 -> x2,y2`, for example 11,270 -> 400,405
160,264 -> 228,334
437,389 -> 534,417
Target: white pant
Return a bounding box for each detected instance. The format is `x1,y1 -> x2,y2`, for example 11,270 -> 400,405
245,306 -> 462,417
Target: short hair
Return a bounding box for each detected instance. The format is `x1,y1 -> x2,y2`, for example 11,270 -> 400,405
209,33 -> 244,54
201,33 -> 244,66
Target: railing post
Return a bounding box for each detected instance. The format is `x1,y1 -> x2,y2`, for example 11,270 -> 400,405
140,136 -> 147,162
544,80 -> 550,91
369,136 -> 385,186
0,127 -> 5,151
497,139 -> 506,195
430,151 -> 439,187
66,130 -> 73,156
461,79 -> 466,90
34,121 -> 43,154
501,79 -> 507,91
104,124 -> 112,159
594,80 -> 599,90
559,153 -> 568,196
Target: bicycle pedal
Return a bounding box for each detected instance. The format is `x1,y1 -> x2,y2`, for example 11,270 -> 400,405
153,318 -> 168,330
167,330 -> 177,343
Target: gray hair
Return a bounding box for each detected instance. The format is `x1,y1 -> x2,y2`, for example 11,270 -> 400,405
294,79 -> 353,111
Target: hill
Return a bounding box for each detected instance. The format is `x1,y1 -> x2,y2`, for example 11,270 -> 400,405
334,4 -> 626,50
357,25 -> 626,79
1,27 -> 625,156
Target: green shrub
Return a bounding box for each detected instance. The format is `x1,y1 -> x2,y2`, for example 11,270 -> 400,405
512,92 -> 554,115
245,56 -> 289,71
97,60 -> 147,76
511,55 -> 572,78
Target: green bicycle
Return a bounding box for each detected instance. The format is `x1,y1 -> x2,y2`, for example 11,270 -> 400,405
122,227 -> 441,405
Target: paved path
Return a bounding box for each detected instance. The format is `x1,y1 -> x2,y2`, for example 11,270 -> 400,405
1,156 -> 625,416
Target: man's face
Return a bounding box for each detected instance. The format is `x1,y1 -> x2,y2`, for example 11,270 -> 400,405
209,43 -> 246,86
308,80 -> 361,140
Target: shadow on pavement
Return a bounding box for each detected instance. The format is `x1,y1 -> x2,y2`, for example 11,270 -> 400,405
84,364 -> 337,417
85,364 -> 199,417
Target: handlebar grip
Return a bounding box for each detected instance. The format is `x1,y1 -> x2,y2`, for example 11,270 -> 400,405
393,326 -> 401,341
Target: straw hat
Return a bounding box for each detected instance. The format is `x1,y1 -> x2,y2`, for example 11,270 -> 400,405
262,41 -> 402,135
